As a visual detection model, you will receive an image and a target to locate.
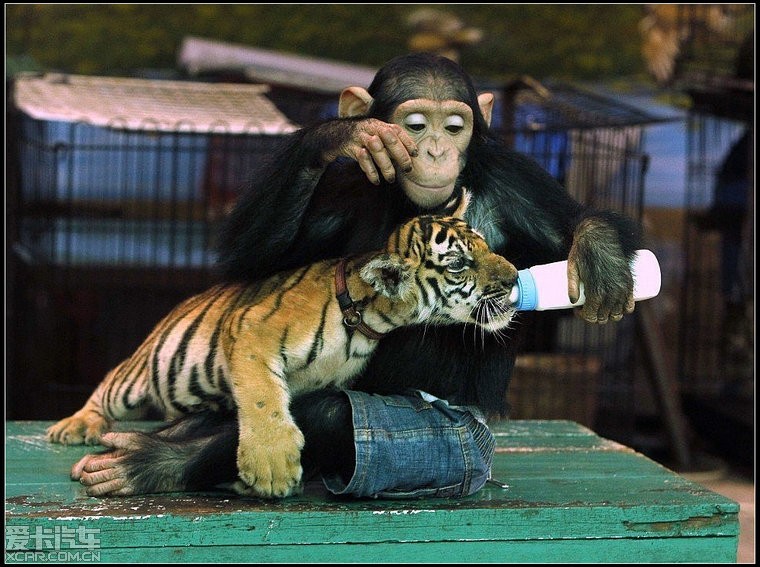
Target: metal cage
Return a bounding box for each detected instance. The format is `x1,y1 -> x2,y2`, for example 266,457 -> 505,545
675,5 -> 754,466
8,74 -> 662,447
7,75 -> 295,419
493,80 -> 660,442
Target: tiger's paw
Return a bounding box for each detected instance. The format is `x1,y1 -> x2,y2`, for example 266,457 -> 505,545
230,479 -> 304,498
46,410 -> 109,445
236,423 -> 305,499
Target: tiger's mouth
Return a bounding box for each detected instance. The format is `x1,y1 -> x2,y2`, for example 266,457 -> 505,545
471,295 -> 516,331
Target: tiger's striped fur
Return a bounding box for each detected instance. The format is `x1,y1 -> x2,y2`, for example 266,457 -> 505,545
47,200 -> 518,498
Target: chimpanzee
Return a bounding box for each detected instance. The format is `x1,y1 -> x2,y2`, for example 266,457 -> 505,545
71,53 -> 641,498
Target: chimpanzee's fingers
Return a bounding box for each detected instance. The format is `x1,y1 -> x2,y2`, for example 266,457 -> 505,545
567,259 -> 582,305
354,147 -> 381,185
84,477 -> 132,497
377,125 -> 417,172
100,432 -> 142,451
362,133 -> 397,183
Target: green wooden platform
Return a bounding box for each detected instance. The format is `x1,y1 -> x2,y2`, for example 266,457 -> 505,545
5,420 -> 739,563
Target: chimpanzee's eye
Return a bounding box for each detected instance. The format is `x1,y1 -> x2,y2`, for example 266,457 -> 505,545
445,115 -> 465,134
404,113 -> 427,133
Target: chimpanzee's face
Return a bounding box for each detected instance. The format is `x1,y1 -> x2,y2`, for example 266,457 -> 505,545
391,99 -> 473,208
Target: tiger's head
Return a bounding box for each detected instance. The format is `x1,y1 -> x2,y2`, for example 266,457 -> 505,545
360,191 -> 518,333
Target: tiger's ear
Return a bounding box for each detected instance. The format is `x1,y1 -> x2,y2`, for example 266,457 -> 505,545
451,188 -> 471,219
359,253 -> 413,298
339,86 -> 374,118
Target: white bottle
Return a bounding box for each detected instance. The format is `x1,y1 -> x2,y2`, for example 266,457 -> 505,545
509,249 -> 661,311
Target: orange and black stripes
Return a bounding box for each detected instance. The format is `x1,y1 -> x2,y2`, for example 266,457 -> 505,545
48,206 -> 519,448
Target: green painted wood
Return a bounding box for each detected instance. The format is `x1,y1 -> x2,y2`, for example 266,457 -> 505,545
5,421 -> 739,563
6,537 -> 738,564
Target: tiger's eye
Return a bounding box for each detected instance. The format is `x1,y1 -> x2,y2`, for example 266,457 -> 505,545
447,257 -> 467,272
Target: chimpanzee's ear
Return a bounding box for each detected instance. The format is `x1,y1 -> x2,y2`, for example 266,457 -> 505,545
359,253 -> 413,298
339,87 -> 374,118
477,93 -> 494,127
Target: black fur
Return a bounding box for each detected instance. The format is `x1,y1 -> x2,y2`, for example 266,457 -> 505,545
217,54 -> 641,415
102,53 -> 642,494
110,392 -> 355,493
112,410 -> 240,493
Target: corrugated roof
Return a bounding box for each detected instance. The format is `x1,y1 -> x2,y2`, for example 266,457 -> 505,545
178,36 -> 377,94
499,78 -> 669,131
13,73 -> 299,134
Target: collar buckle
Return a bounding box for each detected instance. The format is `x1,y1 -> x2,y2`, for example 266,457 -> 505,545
334,258 -> 387,341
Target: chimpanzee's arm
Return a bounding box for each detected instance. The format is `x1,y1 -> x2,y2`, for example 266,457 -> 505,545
465,145 -> 642,324
216,126 -> 335,281
217,117 -> 416,281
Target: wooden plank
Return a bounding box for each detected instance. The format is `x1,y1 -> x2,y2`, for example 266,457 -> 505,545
5,492 -> 738,543
5,421 -> 739,563
6,537 -> 737,564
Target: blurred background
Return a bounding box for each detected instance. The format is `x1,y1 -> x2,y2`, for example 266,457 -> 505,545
5,4 -> 754,515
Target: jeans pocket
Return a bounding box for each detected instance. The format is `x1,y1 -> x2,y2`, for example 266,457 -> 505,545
462,417 -> 495,497
379,394 -> 433,412
376,482 -> 464,499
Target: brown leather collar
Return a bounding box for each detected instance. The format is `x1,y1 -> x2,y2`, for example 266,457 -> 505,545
335,258 -> 387,341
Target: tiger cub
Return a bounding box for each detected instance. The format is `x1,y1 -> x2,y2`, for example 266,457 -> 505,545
47,196 -> 518,498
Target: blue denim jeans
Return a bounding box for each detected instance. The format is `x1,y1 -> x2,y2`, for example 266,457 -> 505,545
321,390 -> 495,499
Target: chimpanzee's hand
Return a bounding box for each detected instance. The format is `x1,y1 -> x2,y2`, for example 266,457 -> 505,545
323,119 -> 418,185
567,218 -> 635,324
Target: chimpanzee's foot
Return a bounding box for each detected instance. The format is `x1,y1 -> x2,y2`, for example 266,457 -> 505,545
71,433 -> 171,496
71,411 -> 240,497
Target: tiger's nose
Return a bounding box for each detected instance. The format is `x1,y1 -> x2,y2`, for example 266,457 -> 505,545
498,274 -> 517,294
502,272 -> 517,289
495,258 -> 518,289
479,252 -> 518,291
